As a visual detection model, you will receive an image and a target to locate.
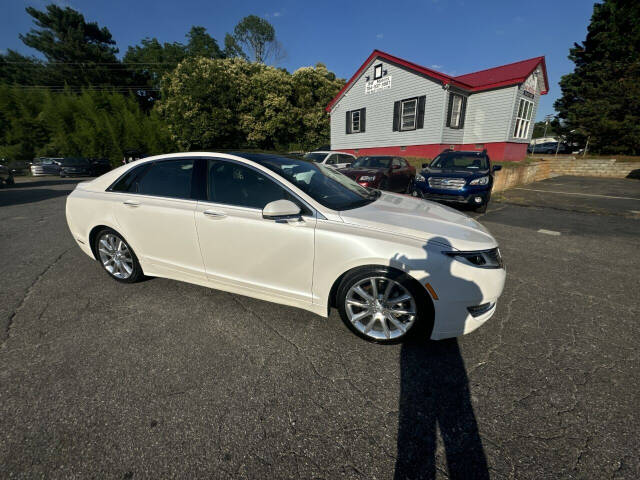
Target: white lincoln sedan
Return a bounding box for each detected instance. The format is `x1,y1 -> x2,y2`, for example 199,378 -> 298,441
66,152 -> 505,343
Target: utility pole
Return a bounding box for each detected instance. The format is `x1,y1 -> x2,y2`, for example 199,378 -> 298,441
533,114 -> 554,155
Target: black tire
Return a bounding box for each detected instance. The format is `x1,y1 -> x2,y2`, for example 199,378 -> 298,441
60,172 -> 66,178
379,177 -> 389,191
474,203 -> 487,213
336,266 -> 433,344
6,175 -> 15,186
93,228 -> 144,283
405,177 -> 414,194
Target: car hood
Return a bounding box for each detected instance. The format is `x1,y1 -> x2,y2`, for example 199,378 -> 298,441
423,168 -> 489,178
338,192 -> 497,251
341,168 -> 383,178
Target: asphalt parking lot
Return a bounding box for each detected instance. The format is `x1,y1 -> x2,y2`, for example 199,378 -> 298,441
1,175 -> 639,479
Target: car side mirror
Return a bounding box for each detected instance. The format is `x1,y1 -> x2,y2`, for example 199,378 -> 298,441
492,165 -> 502,172
422,163 -> 429,169
262,199 -> 301,220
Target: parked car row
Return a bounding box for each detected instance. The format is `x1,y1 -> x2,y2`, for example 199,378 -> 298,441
29,157 -> 112,178
306,149 -> 499,212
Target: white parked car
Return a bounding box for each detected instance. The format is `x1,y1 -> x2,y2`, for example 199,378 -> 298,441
303,151 -> 355,169
66,152 -> 505,343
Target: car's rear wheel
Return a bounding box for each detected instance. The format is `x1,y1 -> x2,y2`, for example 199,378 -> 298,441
337,267 -> 432,344
94,229 -> 144,283
6,175 -> 14,186
379,177 -> 389,191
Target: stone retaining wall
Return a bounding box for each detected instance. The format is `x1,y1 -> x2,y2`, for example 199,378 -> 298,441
493,158 -> 638,193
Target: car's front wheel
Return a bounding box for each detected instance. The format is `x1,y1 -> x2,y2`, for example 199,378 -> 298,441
336,267 -> 432,343
94,228 -> 144,283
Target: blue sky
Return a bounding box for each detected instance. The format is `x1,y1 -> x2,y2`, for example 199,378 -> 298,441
2,0 -> 596,121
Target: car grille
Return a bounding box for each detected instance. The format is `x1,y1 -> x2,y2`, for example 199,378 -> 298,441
428,177 -> 466,190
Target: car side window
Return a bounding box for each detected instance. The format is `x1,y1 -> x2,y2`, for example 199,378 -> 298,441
339,154 -> 353,163
207,160 -> 292,210
135,160 -> 195,199
399,158 -> 408,167
392,158 -> 401,167
325,155 -> 336,165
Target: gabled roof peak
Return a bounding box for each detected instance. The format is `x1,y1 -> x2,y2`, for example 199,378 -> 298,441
326,50 -> 548,112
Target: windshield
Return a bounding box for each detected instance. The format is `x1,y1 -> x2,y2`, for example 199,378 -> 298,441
351,156 -> 392,169
430,153 -> 489,170
255,155 -> 379,211
62,158 -> 89,166
303,152 -> 327,163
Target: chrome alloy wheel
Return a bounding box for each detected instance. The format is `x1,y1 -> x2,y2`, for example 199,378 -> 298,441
97,233 -> 134,279
345,276 -> 417,340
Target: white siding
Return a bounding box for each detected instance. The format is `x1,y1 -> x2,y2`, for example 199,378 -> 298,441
330,59 -> 447,150
507,66 -> 543,143
462,86 -> 518,144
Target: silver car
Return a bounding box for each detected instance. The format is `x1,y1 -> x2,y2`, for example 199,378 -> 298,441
30,158 -> 62,176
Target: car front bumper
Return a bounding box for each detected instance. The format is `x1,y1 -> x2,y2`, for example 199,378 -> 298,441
413,182 -> 490,206
425,256 -> 506,340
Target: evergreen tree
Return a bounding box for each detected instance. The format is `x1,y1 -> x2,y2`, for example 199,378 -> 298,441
554,0 -> 640,154
19,4 -> 130,88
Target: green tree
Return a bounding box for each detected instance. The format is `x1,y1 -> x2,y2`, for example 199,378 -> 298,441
0,85 -> 174,164
186,26 -> 224,59
223,33 -> 247,59
19,4 -> 129,88
158,58 -> 343,150
0,49 -> 46,85
231,15 -> 284,64
554,0 -> 640,154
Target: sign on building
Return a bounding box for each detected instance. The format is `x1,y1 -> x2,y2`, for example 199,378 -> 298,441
365,76 -> 392,95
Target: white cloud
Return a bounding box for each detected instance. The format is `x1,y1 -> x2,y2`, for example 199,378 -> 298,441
376,33 -> 384,39
430,64 -> 443,69
272,11 -> 282,17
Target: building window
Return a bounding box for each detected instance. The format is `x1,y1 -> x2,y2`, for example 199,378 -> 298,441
351,110 -> 361,133
401,98 -> 418,130
447,93 -> 466,129
346,108 -> 366,134
513,98 -> 534,139
393,96 -> 425,132
374,63 -> 383,80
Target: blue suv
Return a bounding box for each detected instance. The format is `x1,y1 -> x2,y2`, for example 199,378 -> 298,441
411,150 -> 502,213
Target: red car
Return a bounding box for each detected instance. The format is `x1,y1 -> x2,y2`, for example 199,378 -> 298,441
340,156 -> 415,193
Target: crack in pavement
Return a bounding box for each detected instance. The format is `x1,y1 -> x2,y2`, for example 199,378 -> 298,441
2,248 -> 70,348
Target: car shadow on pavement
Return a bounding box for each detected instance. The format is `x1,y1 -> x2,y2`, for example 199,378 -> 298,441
391,238 -> 489,479
10,178 -> 85,188
0,188 -> 72,207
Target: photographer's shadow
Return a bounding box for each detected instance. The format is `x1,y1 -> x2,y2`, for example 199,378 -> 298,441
391,238 -> 489,479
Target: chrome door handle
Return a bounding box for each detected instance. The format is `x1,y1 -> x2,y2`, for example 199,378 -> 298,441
123,200 -> 141,207
203,209 -> 227,219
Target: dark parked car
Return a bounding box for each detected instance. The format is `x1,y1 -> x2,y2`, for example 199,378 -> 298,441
30,157 -> 62,176
89,158 -> 112,176
59,158 -> 93,177
0,163 -> 15,187
412,150 -> 501,213
528,142 -> 571,154
340,156 -> 415,193
1,159 -> 29,176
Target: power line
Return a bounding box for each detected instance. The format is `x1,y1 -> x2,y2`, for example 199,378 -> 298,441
1,61 -> 182,65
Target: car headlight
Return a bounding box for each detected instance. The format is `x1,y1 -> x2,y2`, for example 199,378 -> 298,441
416,173 -> 425,182
359,175 -> 376,182
469,176 -> 489,186
443,248 -> 503,269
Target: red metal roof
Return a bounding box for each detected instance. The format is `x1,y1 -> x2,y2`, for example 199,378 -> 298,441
326,50 -> 548,112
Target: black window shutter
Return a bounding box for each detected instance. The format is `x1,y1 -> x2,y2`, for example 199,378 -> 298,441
446,94 -> 454,127
417,96 -> 426,129
360,108 -> 366,133
393,101 -> 401,131
459,96 -> 467,129
346,110 -> 352,134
